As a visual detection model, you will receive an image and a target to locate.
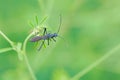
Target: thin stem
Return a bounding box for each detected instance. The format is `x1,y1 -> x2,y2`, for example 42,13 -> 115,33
71,43 -> 120,80
23,33 -> 37,80
23,33 -> 33,51
0,30 -> 14,46
23,53 -> 37,80
0,47 -> 13,54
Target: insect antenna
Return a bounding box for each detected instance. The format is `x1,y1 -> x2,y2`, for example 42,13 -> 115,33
57,14 -> 62,34
58,35 -> 68,48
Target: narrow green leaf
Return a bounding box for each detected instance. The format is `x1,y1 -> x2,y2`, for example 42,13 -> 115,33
40,16 -> 48,24
29,21 -> 34,28
36,16 -> 39,26
43,42 -> 46,48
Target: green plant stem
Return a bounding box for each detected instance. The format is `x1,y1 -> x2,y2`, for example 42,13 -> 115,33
71,43 -> 120,80
23,33 -> 37,80
0,30 -> 37,80
23,33 -> 33,51
0,30 -> 14,46
23,53 -> 37,80
0,47 -> 13,54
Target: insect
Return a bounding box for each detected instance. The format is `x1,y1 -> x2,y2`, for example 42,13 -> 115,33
30,15 -> 62,51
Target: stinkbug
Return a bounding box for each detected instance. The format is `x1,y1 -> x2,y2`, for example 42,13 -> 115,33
30,15 -> 62,51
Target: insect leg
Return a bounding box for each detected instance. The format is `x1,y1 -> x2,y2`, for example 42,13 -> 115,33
47,38 -> 50,45
38,40 -> 45,51
43,27 -> 47,35
52,38 -> 56,42
45,28 -> 47,34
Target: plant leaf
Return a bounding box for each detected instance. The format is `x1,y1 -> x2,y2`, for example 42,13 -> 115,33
29,21 -> 34,28
40,16 -> 48,24
36,16 -> 39,26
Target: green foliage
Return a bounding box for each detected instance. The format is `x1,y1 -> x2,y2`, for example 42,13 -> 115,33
1,0 -> 120,80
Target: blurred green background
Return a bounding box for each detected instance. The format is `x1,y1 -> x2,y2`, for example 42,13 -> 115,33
0,0 -> 120,80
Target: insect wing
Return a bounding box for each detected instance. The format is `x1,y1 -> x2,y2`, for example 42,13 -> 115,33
30,36 -> 42,42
